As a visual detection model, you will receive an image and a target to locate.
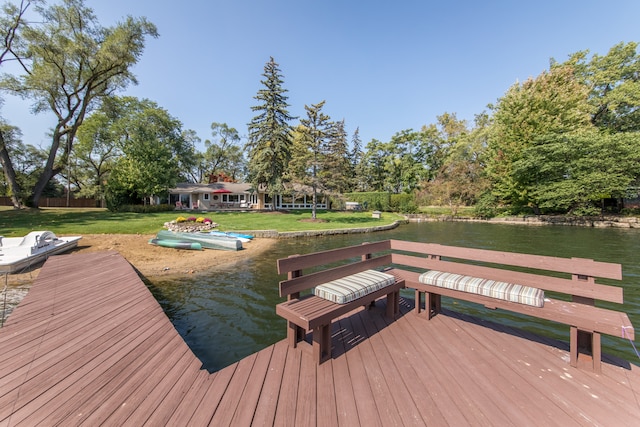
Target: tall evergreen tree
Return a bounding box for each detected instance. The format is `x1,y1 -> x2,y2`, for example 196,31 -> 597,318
349,127 -> 363,191
323,119 -> 351,194
246,57 -> 294,209
360,139 -> 387,192
299,100 -> 332,219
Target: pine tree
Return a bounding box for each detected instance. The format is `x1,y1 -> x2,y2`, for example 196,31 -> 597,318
323,119 -> 351,194
349,127 -> 363,191
299,101 -> 332,219
246,57 -> 295,209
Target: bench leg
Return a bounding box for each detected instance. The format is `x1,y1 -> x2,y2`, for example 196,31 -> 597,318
424,292 -> 441,319
287,321 -> 305,348
570,327 -> 578,368
385,290 -> 400,318
313,324 -> 331,364
415,289 -> 423,315
570,327 -> 601,373
593,332 -> 601,374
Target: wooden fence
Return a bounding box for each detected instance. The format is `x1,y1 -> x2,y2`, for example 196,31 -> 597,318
0,196 -> 98,208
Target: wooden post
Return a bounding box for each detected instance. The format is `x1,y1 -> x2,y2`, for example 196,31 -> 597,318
287,264 -> 305,344
570,326 -> 578,368
314,324 -> 331,364
593,332 -> 602,374
415,289 -> 423,315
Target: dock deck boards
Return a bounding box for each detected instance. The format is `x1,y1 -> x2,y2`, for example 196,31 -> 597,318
1,251 -> 639,426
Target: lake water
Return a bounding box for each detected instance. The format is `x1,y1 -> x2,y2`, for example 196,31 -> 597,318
147,221 -> 640,372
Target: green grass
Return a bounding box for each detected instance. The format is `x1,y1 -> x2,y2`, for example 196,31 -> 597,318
0,207 -> 405,236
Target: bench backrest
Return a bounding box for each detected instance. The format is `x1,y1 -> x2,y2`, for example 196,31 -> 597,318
389,239 -> 624,304
277,240 -> 392,299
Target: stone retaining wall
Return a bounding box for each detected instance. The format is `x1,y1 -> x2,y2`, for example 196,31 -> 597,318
405,214 -> 640,228
241,220 -> 402,238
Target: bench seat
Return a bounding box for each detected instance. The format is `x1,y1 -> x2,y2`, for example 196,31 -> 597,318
387,267 -> 634,372
315,269 -> 397,304
419,270 -> 545,307
278,276 -> 403,331
390,268 -> 633,338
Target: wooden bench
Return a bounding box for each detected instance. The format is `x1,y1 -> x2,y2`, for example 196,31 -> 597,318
276,241 -> 405,364
385,239 -> 635,373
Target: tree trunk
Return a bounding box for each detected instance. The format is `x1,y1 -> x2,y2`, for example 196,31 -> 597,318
0,131 -> 23,208
30,128 -> 64,208
312,185 -> 317,220
29,167 -> 56,208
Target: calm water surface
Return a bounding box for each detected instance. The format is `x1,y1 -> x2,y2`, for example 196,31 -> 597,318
147,222 -> 640,372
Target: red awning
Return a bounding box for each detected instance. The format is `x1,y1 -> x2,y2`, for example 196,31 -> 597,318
212,189 -> 232,193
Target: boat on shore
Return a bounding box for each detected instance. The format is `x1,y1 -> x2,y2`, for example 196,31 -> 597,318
0,231 -> 82,274
156,229 -> 242,251
208,231 -> 254,243
149,238 -> 202,250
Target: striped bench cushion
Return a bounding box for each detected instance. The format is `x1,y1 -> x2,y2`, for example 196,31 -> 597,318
418,270 -> 545,307
314,269 -> 397,304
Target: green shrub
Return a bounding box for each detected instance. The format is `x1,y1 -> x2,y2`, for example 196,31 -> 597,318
473,192 -> 499,218
569,203 -> 601,216
621,207 -> 640,216
343,192 -> 391,211
389,193 -> 418,213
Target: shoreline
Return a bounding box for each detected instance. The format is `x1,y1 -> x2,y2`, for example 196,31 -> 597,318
405,214 -> 640,228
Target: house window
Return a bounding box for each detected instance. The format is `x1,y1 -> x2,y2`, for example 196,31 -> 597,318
204,193 -> 210,201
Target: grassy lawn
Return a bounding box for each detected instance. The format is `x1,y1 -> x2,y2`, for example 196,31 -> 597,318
0,207 -> 405,236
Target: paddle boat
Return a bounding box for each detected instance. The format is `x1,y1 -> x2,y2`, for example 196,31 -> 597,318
0,231 -> 82,274
156,229 -> 242,251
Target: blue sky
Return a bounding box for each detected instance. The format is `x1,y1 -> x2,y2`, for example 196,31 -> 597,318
4,0 -> 640,150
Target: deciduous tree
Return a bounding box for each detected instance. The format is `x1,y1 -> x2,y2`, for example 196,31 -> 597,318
201,122 -> 246,182
564,42 -> 640,132
424,113 -> 490,213
0,0 -> 39,208
98,97 -> 194,208
0,0 -> 157,207
74,108 -> 122,205
485,64 -> 592,210
513,130 -> 640,214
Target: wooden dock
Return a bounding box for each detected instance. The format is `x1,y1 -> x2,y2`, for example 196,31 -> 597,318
1,251 -> 639,426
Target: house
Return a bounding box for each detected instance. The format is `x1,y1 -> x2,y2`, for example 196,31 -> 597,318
168,178 -> 328,211
169,182 -> 255,210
